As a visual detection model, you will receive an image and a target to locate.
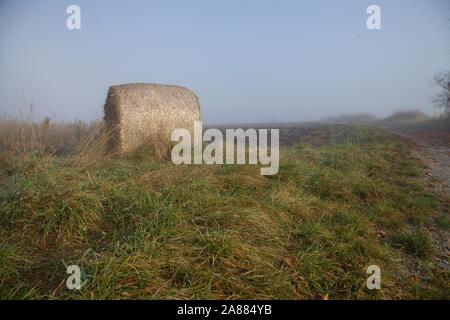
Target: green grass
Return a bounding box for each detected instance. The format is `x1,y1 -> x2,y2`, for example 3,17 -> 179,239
435,214 -> 450,231
0,126 -> 448,299
390,232 -> 433,259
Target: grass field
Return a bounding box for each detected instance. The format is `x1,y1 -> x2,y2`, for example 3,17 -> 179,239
0,124 -> 448,299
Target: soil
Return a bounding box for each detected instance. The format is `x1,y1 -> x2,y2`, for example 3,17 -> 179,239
387,128 -> 450,271
208,122 -> 352,147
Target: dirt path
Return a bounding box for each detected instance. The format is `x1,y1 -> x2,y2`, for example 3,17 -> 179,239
387,128 -> 450,271
389,129 -> 450,196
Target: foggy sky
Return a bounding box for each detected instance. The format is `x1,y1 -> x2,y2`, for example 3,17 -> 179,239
0,0 -> 449,124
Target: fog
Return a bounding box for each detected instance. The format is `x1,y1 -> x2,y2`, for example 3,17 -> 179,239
0,0 -> 449,124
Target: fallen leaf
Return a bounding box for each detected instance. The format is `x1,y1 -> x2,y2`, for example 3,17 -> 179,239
377,230 -> 386,238
283,256 -> 296,268
342,263 -> 352,271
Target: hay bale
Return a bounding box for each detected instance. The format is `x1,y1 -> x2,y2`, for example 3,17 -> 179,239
104,83 -> 202,155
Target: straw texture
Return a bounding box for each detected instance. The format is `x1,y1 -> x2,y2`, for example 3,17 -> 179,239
104,83 -> 201,155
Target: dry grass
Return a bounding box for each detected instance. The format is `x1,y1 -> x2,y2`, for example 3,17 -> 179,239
0,123 -> 448,299
0,115 -> 103,156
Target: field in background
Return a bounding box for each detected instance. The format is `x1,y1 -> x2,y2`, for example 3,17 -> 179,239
0,115 -> 449,299
322,110 -> 449,130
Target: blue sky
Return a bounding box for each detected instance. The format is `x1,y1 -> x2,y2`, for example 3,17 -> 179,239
0,0 -> 448,123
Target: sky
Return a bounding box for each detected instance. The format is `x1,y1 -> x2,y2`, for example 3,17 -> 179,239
0,0 -> 449,124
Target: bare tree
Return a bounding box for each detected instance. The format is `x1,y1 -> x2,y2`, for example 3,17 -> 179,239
432,71 -> 450,120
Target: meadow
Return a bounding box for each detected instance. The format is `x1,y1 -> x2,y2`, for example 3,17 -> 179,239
0,116 -> 448,299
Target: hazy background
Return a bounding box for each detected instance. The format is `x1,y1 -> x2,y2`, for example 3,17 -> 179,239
0,0 -> 449,124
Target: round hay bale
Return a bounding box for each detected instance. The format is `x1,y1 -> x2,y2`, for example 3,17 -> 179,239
104,83 -> 202,156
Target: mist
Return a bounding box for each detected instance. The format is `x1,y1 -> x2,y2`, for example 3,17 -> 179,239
0,0 -> 449,124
